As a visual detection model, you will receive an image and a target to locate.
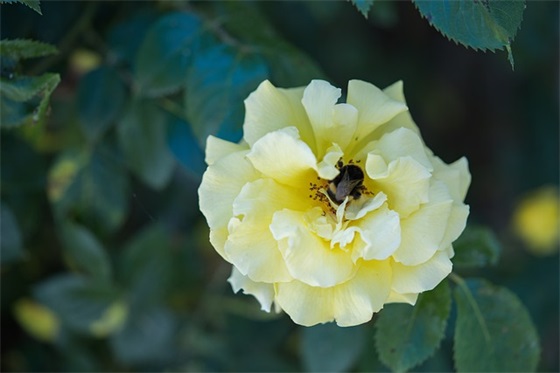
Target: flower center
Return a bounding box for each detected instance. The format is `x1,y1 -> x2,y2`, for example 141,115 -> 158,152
308,159 -> 373,217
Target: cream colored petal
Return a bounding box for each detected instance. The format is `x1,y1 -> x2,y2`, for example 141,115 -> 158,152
367,156 -> 431,218
392,196 -> 453,266
302,80 -> 340,135
378,80 -> 421,136
270,209 -> 356,287
332,103 -> 359,150
374,127 -> 432,170
386,291 -> 418,305
347,80 -> 408,140
391,251 -> 452,294
205,135 -> 247,166
345,192 -> 387,221
246,127 -> 318,188
243,80 -> 314,148
225,216 -> 292,283
432,156 -> 471,201
440,203 -> 469,249
198,150 -> 259,230
275,259 -> 392,327
209,226 -> 229,261
352,204 -> 401,261
317,143 -> 344,180
226,178 -> 306,283
228,267 -> 275,312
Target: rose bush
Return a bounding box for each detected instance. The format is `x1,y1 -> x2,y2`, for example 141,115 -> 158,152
198,79 -> 470,327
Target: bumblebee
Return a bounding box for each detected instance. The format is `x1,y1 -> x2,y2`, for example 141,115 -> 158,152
327,163 -> 365,205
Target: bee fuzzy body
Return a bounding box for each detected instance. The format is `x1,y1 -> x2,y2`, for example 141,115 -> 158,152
327,164 -> 365,205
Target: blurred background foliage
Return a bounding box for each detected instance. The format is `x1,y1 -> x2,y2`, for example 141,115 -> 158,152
0,1 -> 558,372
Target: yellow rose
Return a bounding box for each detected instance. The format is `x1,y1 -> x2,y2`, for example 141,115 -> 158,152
198,79 -> 470,327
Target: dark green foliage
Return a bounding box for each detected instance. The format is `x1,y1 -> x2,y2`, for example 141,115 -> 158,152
301,322 -> 366,372
375,281 -> 452,372
0,1 -> 557,372
453,278 -> 541,372
77,67 -> 127,142
453,224 -> 501,269
413,0 -> 525,68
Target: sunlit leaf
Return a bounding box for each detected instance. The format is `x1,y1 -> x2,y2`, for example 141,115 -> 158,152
117,99 -> 175,190
453,278 -> 540,372
350,0 -> 374,18
413,0 -> 525,68
34,273 -> 122,335
301,322 -> 366,372
0,203 -> 24,264
77,66 -> 127,141
375,281 -> 452,373
47,147 -> 129,234
59,222 -> 112,283
0,39 -> 56,60
13,298 -> 59,342
185,39 -> 268,146
453,224 -> 501,269
134,12 -> 202,97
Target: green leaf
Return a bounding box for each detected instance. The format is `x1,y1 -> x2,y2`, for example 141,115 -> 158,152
185,39 -> 268,146
375,280 -> 452,373
1,0 -> 42,14
118,225 -> 174,307
117,99 -> 175,190
0,203 -> 24,263
350,0 -> 375,18
166,116 -> 206,178
0,73 -> 60,128
47,147 -> 129,234
59,222 -> 112,283
300,322 -> 366,372
77,66 -> 127,142
134,12 -> 202,97
205,2 -> 324,87
453,224 -> 501,269
453,277 -> 540,372
33,273 -> 121,335
0,39 -> 56,60
413,0 -> 525,68
110,306 -> 179,366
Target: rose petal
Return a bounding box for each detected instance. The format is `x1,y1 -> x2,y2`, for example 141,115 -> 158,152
367,156 -> 431,218
275,259 -> 392,327
205,135 -> 247,165
386,291 -> 418,305
432,156 -> 471,201
243,80 -> 314,148
392,196 -> 453,266
228,267 -> 275,312
247,127 -> 318,187
391,251 -> 452,294
373,127 -> 433,171
378,80 -> 421,136
347,80 -> 408,140
198,150 -> 259,230
226,178 -> 306,283
301,80 -> 359,155
352,204 -> 401,261
270,209 -> 356,287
